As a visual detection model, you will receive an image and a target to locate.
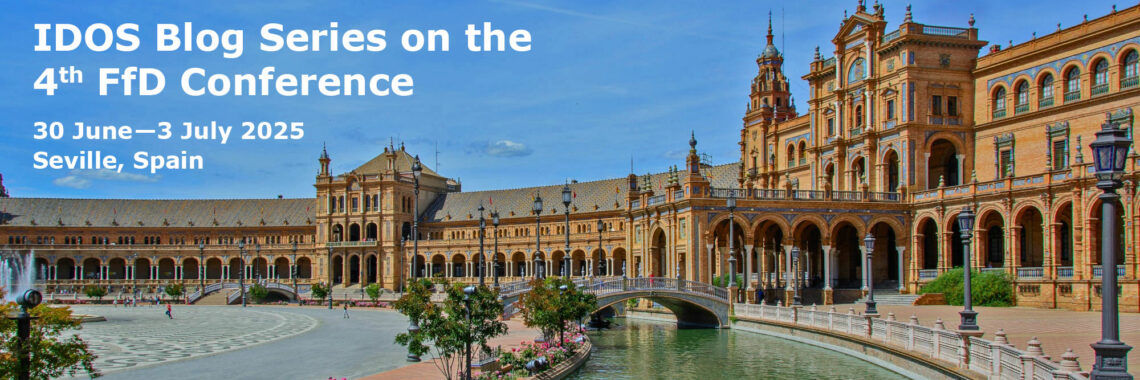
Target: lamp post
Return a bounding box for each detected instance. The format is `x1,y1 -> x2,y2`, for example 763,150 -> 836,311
562,183 -> 572,278
533,192 -> 543,279
791,246 -> 802,306
238,238 -> 247,308
125,253 -> 137,304
327,246 -> 334,310
863,233 -> 877,316
956,206 -> 979,331
255,242 -> 262,284
492,211 -> 500,288
9,289 -> 42,380
596,220 -> 604,279
558,284 -> 569,346
463,285 -> 476,380
727,189 -> 737,290
291,241 -> 299,304
198,242 -> 205,292
412,155 -> 422,280
1090,116 -> 1133,379
478,204 -> 486,287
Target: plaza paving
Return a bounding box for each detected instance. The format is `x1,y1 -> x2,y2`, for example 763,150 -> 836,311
62,305 -> 414,380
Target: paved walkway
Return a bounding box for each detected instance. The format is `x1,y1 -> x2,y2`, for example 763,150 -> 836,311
830,303 -> 1140,373
65,305 -> 412,380
359,319 -> 541,380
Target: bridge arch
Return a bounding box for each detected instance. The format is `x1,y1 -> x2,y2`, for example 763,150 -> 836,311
596,292 -> 725,328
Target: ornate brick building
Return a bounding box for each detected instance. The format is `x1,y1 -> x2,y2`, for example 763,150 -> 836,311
2,3 -> 1139,311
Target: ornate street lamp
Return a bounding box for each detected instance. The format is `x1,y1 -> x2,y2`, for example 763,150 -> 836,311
407,318 -> 421,362
412,155 -> 423,280
492,211 -> 501,288
562,183 -> 573,278
596,219 -> 605,278
1090,116 -> 1133,379
198,242 -> 206,292
791,246 -> 802,306
558,284 -> 569,346
291,241 -> 299,304
238,238 -> 247,308
533,192 -> 543,279
863,233 -> 877,315
463,285 -> 476,380
957,206 -> 979,331
255,242 -> 262,283
127,253 -> 138,303
727,189 -> 737,289
478,204 -> 486,287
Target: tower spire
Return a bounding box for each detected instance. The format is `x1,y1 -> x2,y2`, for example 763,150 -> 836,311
766,10 -> 774,45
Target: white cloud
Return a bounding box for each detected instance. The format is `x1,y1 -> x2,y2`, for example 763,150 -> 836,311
483,140 -> 533,157
52,176 -> 91,189
76,169 -> 161,183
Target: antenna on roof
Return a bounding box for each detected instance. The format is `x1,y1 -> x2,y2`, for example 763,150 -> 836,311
434,141 -> 440,173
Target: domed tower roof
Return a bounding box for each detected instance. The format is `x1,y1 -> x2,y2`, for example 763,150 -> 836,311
759,11 -> 780,59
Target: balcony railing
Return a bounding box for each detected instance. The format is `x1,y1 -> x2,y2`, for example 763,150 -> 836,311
1091,83 -> 1110,96
979,267 -> 1005,274
1016,267 -> 1044,279
922,25 -> 969,38
928,116 -> 943,125
992,108 -> 1006,119
794,190 -> 825,200
1123,76 -> 1139,89
326,240 -> 377,248
1092,265 -> 1126,278
1063,90 -> 1080,102
870,192 -> 900,202
832,190 -> 861,201
1038,96 -> 1054,108
1014,103 -> 1029,114
646,194 -> 667,206
1056,266 -> 1074,279
945,116 -> 961,126
881,29 -> 901,44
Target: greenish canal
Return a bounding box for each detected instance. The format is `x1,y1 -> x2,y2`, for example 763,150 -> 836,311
568,317 -> 907,379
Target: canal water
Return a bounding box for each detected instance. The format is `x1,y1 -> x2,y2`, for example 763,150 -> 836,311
568,318 -> 907,379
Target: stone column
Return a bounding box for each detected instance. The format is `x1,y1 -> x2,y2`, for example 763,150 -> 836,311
940,232 -> 953,272
223,266 -> 229,280
1009,226 -> 1021,275
744,244 -> 754,292
784,245 -> 793,291
955,154 -> 965,185
127,266 -> 134,280
706,243 -> 715,283
897,246 -> 906,291
75,265 -> 81,280
860,243 -> 869,292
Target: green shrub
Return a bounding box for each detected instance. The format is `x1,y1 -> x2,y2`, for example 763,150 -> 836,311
919,268 -> 1013,307
249,283 -> 268,302
711,273 -> 744,288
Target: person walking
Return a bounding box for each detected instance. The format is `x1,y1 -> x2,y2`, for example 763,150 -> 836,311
165,303 -> 173,319
756,287 -> 764,305
342,303 -> 350,319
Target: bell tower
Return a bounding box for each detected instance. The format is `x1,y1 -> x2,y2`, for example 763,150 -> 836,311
748,11 -> 796,122
318,143 -> 331,177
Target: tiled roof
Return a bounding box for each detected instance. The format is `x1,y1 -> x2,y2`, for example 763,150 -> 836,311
0,198 -> 316,228
351,149 -> 441,178
420,163 -> 739,223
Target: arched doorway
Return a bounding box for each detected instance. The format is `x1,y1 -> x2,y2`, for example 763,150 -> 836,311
56,257 -> 76,280
349,224 -> 361,242
183,258 -> 200,280
274,257 -> 289,280
366,255 -> 378,283
297,257 -> 312,279
612,248 -> 627,276
159,258 -> 176,280
108,258 -> 126,280
332,255 -> 344,284
918,218 -> 938,270
869,222 -> 900,284
452,254 -> 466,278
1054,202 -> 1074,267
135,258 -> 152,280
366,223 -> 378,241
252,257 -> 268,281
883,150 -> 900,192
511,252 -> 527,277
228,258 -> 242,280
650,229 -> 667,277
833,223 -> 862,289
1017,207 -> 1045,268
206,258 -> 223,279
850,156 -> 866,189
1088,198 -> 1125,267
928,139 -> 960,188
348,255 -> 361,284
572,250 -> 586,276
551,251 -> 566,277
980,211 -> 1005,268
82,258 -> 100,280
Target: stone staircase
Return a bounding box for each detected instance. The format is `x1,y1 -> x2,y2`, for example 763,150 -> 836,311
194,290 -> 234,305
855,288 -> 920,306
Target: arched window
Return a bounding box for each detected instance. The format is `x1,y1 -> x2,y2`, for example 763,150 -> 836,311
1093,59 -> 1109,95
798,142 -> 807,166
1122,50 -> 1138,88
855,105 -> 864,127
1064,67 -> 1081,100
786,145 -> 795,166
992,87 -> 1006,118
1039,73 -> 1054,106
1015,81 -> 1029,113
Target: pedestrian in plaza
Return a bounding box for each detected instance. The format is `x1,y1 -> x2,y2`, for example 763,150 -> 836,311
342,303 -> 350,319
165,303 -> 173,319
756,287 -> 764,305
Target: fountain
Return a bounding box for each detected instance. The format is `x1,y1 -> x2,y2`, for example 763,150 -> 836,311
1,249 -> 37,302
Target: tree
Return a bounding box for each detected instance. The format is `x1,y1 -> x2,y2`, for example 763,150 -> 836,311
518,277 -> 597,345
365,283 -> 383,302
0,289 -> 101,379
394,279 -> 507,380
83,285 -> 106,302
248,283 -> 268,303
310,282 -> 330,305
164,284 -> 184,301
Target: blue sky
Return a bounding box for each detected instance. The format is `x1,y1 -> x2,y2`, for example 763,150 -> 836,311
0,0 -> 1123,199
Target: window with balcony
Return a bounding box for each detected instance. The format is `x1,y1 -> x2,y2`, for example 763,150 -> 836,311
1064,67 -> 1081,101
999,149 -> 1013,179
1123,50 -> 1139,89
931,95 -> 942,116
886,99 -> 896,120
1014,81 -> 1029,114
948,96 -> 959,117
1039,73 -> 1055,108
992,87 -> 1006,119
1092,58 -> 1109,96
826,118 -> 835,136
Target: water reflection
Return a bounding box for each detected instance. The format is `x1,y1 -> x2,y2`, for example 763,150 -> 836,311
569,318 -> 905,379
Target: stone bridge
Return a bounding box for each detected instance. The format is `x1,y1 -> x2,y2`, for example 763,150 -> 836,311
187,281 -> 300,304
500,277 -> 731,328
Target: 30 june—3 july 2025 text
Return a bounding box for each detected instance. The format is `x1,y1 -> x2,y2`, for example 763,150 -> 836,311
31,121 -> 304,174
